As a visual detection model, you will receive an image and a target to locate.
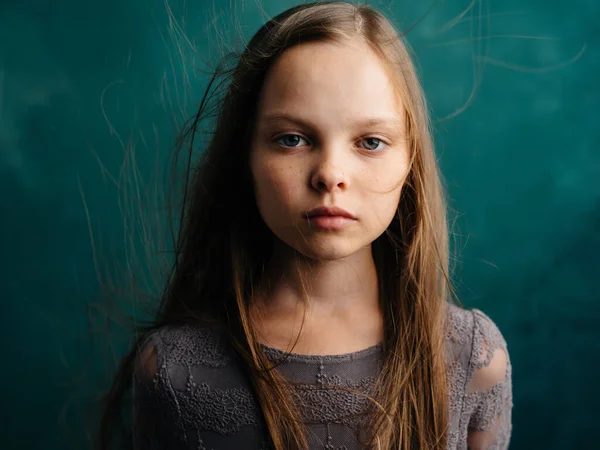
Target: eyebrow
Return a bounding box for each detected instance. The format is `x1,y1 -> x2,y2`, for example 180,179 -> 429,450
260,112 -> 404,131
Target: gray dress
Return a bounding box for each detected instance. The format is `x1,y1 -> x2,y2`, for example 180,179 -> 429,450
133,303 -> 512,449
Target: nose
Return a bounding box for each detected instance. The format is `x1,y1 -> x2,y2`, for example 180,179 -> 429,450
310,150 -> 349,193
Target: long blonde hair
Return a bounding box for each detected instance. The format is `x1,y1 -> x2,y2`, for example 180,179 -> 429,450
99,2 -> 455,449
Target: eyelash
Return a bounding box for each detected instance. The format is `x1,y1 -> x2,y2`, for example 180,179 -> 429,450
274,133 -> 388,152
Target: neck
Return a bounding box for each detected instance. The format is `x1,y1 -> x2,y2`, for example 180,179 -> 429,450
252,241 -> 384,353
267,242 -> 378,309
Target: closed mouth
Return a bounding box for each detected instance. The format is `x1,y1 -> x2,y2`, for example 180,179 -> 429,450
305,206 -> 355,219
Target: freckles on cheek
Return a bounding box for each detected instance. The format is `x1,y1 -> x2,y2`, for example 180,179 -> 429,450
361,160 -> 410,194
257,163 -> 297,207
357,173 -> 397,195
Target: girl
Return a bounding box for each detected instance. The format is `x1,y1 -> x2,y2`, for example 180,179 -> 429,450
99,2 -> 512,449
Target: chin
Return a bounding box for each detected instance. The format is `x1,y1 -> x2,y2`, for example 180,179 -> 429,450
268,225 -> 377,262
294,237 -> 370,262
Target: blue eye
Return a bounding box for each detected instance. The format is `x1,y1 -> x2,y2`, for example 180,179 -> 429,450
274,134 -> 387,152
362,137 -> 386,152
276,134 -> 308,148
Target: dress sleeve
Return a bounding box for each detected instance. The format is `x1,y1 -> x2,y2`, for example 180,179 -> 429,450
132,331 -> 185,449
464,310 -> 513,450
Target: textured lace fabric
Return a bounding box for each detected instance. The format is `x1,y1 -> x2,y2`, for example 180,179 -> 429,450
132,304 -> 512,449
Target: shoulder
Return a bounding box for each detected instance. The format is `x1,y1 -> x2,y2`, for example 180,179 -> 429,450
445,306 -> 513,447
467,309 -> 510,391
445,303 -> 511,390
131,323 -> 265,443
134,322 -> 234,384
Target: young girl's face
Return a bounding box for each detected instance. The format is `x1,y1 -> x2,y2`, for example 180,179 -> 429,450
250,38 -> 411,261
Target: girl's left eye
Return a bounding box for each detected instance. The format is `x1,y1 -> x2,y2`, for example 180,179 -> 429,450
361,137 -> 386,152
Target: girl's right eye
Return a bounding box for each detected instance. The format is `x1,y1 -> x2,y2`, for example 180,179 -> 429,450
275,134 -> 309,148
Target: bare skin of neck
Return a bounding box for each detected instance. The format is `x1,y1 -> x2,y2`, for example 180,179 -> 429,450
252,243 -> 384,356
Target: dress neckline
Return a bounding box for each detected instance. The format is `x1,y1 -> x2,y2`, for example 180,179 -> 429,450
259,342 -> 383,363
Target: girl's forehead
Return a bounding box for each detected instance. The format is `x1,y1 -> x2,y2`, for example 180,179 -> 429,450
256,39 -> 405,123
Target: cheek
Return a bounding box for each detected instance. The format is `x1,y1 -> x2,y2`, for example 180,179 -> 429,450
366,188 -> 403,232
252,158 -> 301,215
360,163 -> 409,228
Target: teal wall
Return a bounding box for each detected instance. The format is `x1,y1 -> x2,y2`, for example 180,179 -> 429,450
1,0 -> 598,448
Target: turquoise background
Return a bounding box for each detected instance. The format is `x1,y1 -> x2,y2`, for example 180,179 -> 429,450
1,0 -> 598,448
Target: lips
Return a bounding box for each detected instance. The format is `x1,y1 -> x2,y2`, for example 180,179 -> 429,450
303,206 -> 356,231
305,206 -> 355,219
